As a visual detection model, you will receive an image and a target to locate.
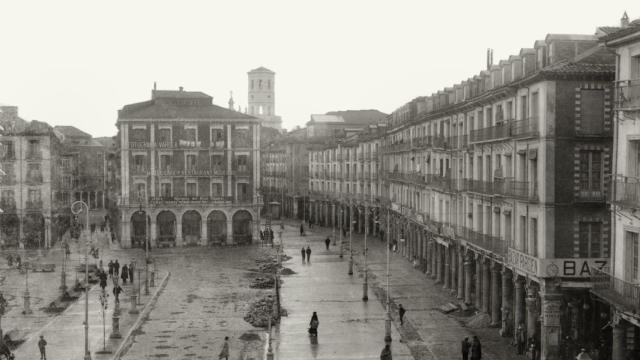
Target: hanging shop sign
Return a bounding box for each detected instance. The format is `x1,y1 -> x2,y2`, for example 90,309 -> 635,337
542,300 -> 561,327
507,248 -> 539,278
538,258 -> 608,278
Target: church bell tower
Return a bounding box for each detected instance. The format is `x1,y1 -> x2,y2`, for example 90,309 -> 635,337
247,67 -> 282,130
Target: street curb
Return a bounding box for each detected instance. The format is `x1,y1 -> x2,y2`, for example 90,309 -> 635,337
111,271 -> 171,360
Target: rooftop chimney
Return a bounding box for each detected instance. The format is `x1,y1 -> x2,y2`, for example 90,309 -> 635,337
621,11 -> 630,27
179,86 -> 184,92
486,48 -> 494,70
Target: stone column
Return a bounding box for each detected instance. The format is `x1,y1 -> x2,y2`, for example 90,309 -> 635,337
501,268 -> 513,337
611,313 -> 626,360
482,258 -> 490,314
525,283 -> 539,342
425,238 -> 432,276
200,217 -> 207,246
226,220 -> 233,245
443,245 -> 451,290
457,247 -> 464,299
431,241 -> 437,279
176,218 -> 183,247
464,251 -> 473,304
490,262 -> 501,326
514,276 -> 525,343
436,244 -> 443,284
450,245 -> 457,294
540,280 -> 561,360
150,220 -> 157,248
475,255 -> 482,309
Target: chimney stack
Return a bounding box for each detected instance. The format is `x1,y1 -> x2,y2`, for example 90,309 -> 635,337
486,48 -> 494,70
179,86 -> 184,92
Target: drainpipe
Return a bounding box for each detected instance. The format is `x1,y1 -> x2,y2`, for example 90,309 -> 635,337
611,52 -> 621,276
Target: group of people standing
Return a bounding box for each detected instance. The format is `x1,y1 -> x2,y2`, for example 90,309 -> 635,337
301,246 -> 312,263
107,259 -> 135,285
461,336 -> 482,360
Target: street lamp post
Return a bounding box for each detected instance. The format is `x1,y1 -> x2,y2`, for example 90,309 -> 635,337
348,200 -> 354,276
60,240 -> 68,295
339,207 -> 343,259
71,200 -> 92,360
23,263 -> 32,315
332,203 -> 336,245
362,203 -> 368,302
384,206 -> 392,345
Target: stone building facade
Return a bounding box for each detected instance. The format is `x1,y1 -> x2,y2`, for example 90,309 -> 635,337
309,33 -> 615,359
117,88 -> 262,248
592,16 -> 640,359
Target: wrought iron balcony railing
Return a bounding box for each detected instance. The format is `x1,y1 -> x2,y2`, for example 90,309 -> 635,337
614,178 -> 640,207
470,117 -> 539,143
592,267 -> 640,314
615,79 -> 640,110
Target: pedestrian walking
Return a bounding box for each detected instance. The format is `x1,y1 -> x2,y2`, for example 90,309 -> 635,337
470,336 -> 482,360
260,229 -> 264,242
461,337 -> 471,360
218,336 -> 230,360
38,335 -> 47,360
121,264 -> 129,285
301,247 -> 306,263
129,262 -> 135,283
113,283 -> 123,304
342,227 -> 347,237
300,223 -> 305,236
325,237 -> 330,250
114,260 -> 120,276
398,304 -> 406,325
380,229 -> 385,242
306,246 -> 311,263
380,344 -> 392,360
108,260 -> 114,278
99,270 -> 108,292
515,323 -> 526,355
308,311 -> 319,336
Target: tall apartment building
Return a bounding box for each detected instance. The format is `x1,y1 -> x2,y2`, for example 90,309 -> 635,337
309,33 -> 615,359
0,106 -> 58,248
592,15 -> 640,358
117,87 -> 262,248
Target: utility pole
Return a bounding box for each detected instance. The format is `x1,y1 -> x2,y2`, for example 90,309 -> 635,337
362,203 -> 368,301
348,200 -> 354,276
72,200 -> 91,360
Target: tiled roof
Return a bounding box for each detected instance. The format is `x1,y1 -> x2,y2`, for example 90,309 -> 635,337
152,90 -> 211,99
248,66 -> 274,73
310,115 -> 343,123
119,101 -> 257,120
601,22 -> 640,43
54,125 -> 92,139
540,45 -> 615,76
325,110 -> 388,125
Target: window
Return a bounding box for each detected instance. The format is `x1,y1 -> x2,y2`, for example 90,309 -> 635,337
520,216 -> 527,253
133,155 -> 146,172
237,183 -> 249,200
160,154 -> 172,171
530,218 -> 538,257
580,89 -> 605,134
259,79 -> 263,89
158,128 -> 171,144
627,140 -> 640,178
27,163 -> 42,183
186,182 -> 197,197
531,92 -> 539,119
2,141 -> 14,159
186,154 -> 197,172
211,154 -> 224,173
27,140 -> 40,158
579,222 -> 602,257
62,175 -> 72,189
211,128 -> 225,147
236,155 -> 248,173
27,189 -> 42,204
131,128 -> 146,142
184,128 -> 196,142
135,183 -> 146,201
161,183 -> 172,198
579,151 -> 603,193
625,231 -> 639,282
520,95 -> 528,120
211,183 -> 222,197
251,80 -> 254,90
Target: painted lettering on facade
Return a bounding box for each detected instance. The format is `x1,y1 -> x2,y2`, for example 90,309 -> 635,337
507,248 -> 539,277
539,258 -> 608,278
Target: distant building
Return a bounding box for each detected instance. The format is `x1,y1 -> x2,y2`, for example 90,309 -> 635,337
306,109 -> 387,138
248,67 -> 282,130
53,125 -> 113,234
116,87 -> 263,248
0,106 -> 59,248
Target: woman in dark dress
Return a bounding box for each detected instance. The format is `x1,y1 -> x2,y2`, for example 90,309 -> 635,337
308,312 -> 319,336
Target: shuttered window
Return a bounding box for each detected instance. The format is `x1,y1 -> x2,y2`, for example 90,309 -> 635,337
580,90 -> 604,134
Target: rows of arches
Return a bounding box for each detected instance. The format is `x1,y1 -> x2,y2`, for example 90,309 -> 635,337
130,209 -> 253,247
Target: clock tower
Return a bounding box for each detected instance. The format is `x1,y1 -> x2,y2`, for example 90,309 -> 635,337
247,67 -> 282,130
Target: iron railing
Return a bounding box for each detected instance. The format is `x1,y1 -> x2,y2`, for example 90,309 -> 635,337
592,267 -> 640,314
615,79 -> 640,110
615,178 -> 640,207
470,117 -> 539,143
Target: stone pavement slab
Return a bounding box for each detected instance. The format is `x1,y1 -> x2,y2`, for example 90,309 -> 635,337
275,224 -> 413,359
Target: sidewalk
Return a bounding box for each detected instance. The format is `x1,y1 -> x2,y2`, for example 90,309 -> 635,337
274,222 -> 413,360
11,272 -> 165,360
305,224 -> 526,360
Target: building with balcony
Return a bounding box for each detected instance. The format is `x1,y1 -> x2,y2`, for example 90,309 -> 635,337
306,110 -> 387,138
593,15 -> 640,358
0,106 -> 60,249
117,87 -> 263,248
53,126 -> 115,236
308,32 -> 615,359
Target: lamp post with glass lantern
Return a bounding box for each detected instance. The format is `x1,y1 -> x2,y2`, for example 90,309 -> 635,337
71,200 -> 92,360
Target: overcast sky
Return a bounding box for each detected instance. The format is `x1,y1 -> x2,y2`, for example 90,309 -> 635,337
1,0 -> 638,137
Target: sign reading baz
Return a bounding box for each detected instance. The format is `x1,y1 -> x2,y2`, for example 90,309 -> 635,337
507,248 -> 607,278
